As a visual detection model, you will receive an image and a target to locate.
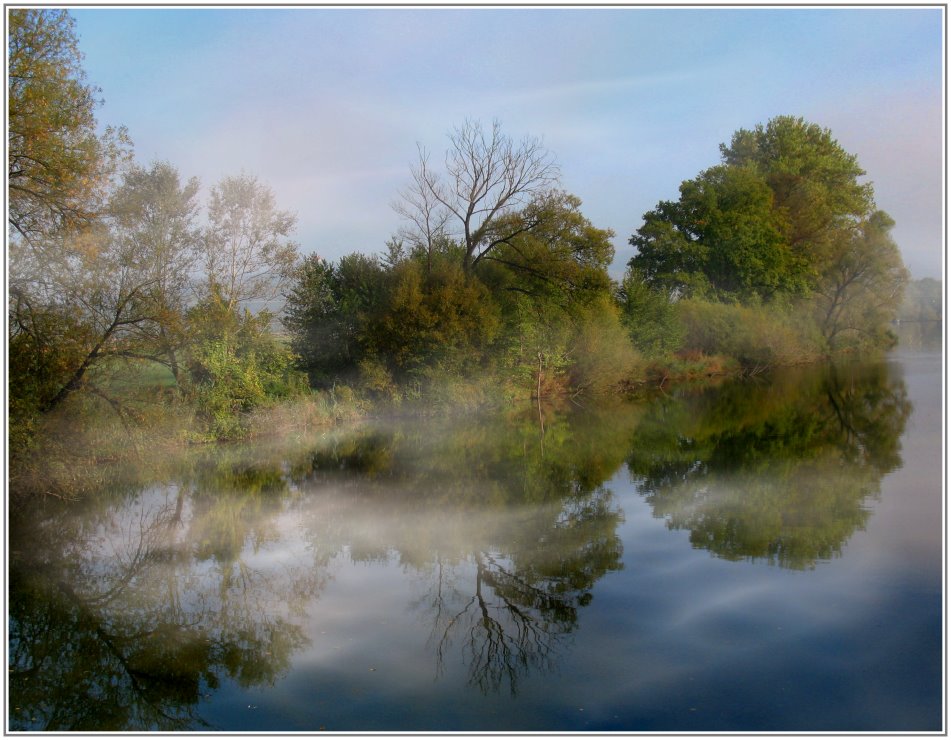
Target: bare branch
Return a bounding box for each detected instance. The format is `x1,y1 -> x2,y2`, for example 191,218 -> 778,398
394,119 -> 560,273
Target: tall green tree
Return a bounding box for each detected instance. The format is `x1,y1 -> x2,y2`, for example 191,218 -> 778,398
628,115 -> 907,353
720,115 -> 874,255
365,255 -> 501,378
282,252 -> 387,386
630,164 -> 807,301
478,191 -> 615,310
617,267 -> 683,357
8,8 -> 129,243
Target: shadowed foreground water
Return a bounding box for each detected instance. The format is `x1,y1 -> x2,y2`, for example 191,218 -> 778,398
8,349 -> 942,732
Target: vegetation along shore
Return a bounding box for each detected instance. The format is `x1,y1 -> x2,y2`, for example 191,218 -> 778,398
9,9 -> 929,499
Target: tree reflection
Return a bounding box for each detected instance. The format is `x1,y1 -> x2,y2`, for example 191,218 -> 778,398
9,403 -> 637,723
420,488 -> 623,695
8,465 -> 318,731
9,358 -> 911,727
296,404 -> 634,694
628,361 -> 911,568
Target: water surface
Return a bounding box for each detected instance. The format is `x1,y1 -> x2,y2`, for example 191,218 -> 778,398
8,349 -> 943,732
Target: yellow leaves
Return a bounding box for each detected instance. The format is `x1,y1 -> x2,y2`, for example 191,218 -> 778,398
8,9 -> 119,242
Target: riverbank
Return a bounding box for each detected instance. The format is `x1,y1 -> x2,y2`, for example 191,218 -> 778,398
8,341 -> 868,505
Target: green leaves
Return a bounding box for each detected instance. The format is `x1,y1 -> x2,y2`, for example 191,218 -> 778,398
628,115 -> 907,355
631,163 -> 809,302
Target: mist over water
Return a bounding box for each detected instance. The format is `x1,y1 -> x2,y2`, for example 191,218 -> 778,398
8,341 -> 942,732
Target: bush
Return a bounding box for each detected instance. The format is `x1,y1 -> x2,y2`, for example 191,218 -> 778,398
618,268 -> 684,357
365,258 -> 500,377
357,355 -> 401,403
676,298 -> 822,370
569,299 -> 643,393
185,290 -> 306,440
495,293 -> 574,400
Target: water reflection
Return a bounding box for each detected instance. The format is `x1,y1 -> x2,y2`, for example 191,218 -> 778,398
627,361 -> 911,568
294,406 -> 634,695
8,359 -> 912,728
9,480 -> 317,731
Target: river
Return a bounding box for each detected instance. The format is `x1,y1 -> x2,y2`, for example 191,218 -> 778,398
7,338 -> 943,732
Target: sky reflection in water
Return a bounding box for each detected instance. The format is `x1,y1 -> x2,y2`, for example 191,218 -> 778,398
8,351 -> 942,732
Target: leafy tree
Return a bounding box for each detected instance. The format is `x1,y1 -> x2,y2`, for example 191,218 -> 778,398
478,191 -> 615,310
282,252 -> 387,386
630,164 -> 808,301
8,8 -> 129,243
9,162 -> 201,420
629,115 -> 907,354
394,119 -> 560,274
814,210 -> 908,350
9,219 -> 165,415
466,192 -> 620,397
365,255 -> 501,378
106,161 -> 202,381
900,277 -> 943,322
8,283 -> 95,450
282,254 -> 339,383
202,173 -> 299,312
720,115 -> 874,255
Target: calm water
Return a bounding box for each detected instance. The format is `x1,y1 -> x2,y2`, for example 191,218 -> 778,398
8,346 -> 943,732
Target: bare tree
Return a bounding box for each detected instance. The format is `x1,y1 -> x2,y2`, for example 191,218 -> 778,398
394,119 -> 560,273
392,144 -> 451,266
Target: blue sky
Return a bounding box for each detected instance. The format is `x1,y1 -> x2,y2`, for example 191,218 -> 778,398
72,6 -> 944,279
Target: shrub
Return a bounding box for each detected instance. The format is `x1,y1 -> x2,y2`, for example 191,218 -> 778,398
569,299 -> 643,393
185,290 -> 306,440
676,298 -> 822,371
366,258 -> 500,377
617,268 -> 684,357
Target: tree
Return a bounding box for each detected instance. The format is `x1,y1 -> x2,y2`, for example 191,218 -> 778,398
814,210 -> 908,350
282,252 -> 387,386
630,164 -> 807,301
9,219 -> 165,414
365,256 -> 501,377
628,115 -> 908,353
107,161 -> 202,380
392,144 -> 451,270
282,254 -> 339,382
720,116 -> 874,255
617,267 -> 683,357
203,173 -> 299,312
9,161 -> 203,419
478,191 -> 615,310
900,277 -> 943,322
394,119 -> 560,274
8,9 -> 129,244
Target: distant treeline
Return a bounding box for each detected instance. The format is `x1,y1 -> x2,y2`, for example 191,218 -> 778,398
899,277 -> 942,322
